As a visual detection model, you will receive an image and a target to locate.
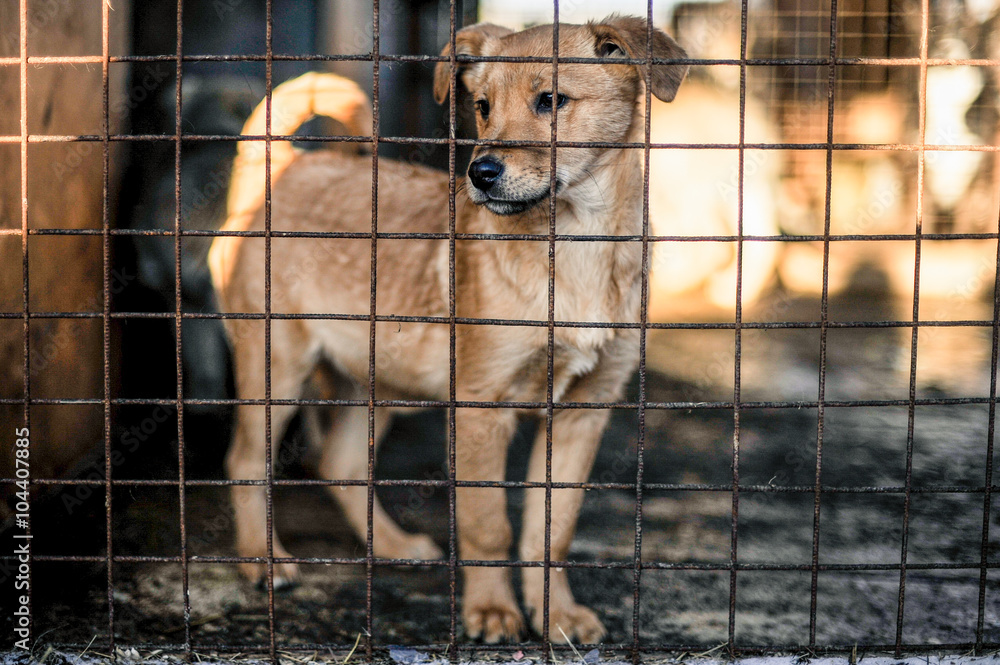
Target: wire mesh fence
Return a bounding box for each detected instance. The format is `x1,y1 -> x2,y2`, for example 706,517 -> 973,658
2,0 -> 1000,661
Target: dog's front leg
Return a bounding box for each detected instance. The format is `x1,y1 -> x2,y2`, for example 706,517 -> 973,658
519,408 -> 611,645
456,406 -> 523,643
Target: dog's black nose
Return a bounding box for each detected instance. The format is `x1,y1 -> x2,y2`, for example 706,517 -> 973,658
468,157 -> 504,192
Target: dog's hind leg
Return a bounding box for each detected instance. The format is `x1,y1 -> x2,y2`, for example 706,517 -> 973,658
318,401 -> 443,561
225,321 -> 317,589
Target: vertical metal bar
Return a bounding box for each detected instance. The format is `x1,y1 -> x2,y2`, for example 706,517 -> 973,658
173,0 -> 192,651
102,0 -> 115,655
543,0 -> 560,657
809,0 -> 840,645
975,189 -> 1000,653
18,0 -> 31,646
367,0 -> 382,659
263,0 -> 278,660
894,0 -> 930,653
727,0 -> 750,651
446,0 -> 459,660
630,2 -> 655,662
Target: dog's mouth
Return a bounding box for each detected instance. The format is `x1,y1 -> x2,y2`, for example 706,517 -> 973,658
472,181 -> 561,217
481,193 -> 549,216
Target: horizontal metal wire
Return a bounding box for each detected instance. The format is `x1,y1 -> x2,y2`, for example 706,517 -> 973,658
2,52 -> 1000,67
4,228 -> 999,242
3,133 -> 1000,152
4,476 -> 996,494
4,554 -> 995,572
1,395 -> 995,409
37,640 -> 1000,657
1,310 -> 995,332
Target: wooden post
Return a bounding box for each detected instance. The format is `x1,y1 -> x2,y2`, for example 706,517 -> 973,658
0,0 -> 131,519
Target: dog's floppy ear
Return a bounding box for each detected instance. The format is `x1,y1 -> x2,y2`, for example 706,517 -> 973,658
590,15 -> 689,102
433,23 -> 513,104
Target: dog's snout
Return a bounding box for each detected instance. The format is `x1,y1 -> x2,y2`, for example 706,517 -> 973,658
468,157 -> 504,192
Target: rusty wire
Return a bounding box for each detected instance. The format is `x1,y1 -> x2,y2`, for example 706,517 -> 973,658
726,0 -> 748,647
631,3 -> 654,661
17,0 -> 31,649
893,0 -> 931,651
172,0 -> 192,651
807,0 -> 839,646
102,0 -> 115,654
262,0 -> 278,659
367,0 -> 381,659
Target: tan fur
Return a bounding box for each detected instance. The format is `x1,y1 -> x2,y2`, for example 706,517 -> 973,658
213,18 -> 687,644
209,73 -> 372,293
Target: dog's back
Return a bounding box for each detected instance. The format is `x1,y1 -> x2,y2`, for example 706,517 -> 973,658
222,150 -> 456,398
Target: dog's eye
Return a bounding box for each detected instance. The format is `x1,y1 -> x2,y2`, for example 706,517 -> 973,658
599,42 -> 623,58
536,92 -> 568,113
474,99 -> 490,120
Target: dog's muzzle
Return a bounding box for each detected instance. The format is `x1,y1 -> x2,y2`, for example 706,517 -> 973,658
467,156 -> 547,216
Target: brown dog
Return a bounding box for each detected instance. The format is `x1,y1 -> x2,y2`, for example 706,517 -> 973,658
211,16 -> 687,644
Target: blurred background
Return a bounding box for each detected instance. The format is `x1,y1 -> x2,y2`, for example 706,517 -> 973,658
2,0 -> 1000,653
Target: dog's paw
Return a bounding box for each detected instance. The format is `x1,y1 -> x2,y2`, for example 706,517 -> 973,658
537,603 -> 606,645
464,599 -> 525,644
374,532 -> 444,562
399,534 -> 444,561
239,559 -> 301,593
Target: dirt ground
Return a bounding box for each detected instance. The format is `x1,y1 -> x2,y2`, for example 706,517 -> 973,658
4,264 -> 1000,657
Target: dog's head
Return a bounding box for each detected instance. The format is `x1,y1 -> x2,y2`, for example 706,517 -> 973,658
434,16 -> 688,217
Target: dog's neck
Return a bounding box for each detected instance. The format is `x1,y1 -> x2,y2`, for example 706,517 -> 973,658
559,148 -> 644,236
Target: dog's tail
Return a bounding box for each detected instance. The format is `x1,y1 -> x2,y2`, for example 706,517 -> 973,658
209,72 -> 372,294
